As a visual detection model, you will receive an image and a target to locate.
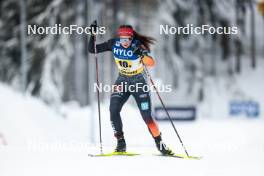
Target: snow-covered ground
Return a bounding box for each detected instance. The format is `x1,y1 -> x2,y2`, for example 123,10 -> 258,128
0,82 -> 264,176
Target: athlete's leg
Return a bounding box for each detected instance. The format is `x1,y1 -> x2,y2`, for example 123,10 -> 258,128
109,75 -> 130,139
131,74 -> 160,138
131,74 -> 174,155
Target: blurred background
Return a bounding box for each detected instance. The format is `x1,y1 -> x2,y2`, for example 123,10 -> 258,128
0,1 -> 264,175
1,0 -> 264,142
0,0 -> 263,108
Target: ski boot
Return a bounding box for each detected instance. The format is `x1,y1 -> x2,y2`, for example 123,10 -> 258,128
154,135 -> 174,156
115,138 -> 126,152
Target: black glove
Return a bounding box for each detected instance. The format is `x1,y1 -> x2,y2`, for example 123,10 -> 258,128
133,46 -> 148,56
90,20 -> 97,35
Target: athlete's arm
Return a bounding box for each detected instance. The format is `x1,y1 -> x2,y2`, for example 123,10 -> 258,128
88,36 -> 115,53
134,44 -> 155,67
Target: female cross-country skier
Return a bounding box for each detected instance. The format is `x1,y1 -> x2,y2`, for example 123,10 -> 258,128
88,21 -> 174,155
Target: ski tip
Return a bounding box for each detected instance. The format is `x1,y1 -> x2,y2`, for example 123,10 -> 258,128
155,153 -> 202,160
174,154 -> 202,160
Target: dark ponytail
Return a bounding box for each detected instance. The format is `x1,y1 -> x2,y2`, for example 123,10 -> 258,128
133,31 -> 156,51
118,25 -> 156,51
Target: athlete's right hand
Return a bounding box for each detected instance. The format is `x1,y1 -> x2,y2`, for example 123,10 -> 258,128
90,20 -> 97,35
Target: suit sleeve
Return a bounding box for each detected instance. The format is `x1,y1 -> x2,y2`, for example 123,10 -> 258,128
88,36 -> 115,53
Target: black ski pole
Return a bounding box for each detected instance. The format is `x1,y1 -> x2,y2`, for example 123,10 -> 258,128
142,58 -> 190,157
93,21 -> 103,154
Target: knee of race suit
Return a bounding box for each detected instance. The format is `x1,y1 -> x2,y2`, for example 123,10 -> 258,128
109,103 -> 122,116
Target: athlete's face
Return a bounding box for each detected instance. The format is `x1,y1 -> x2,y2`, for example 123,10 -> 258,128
120,36 -> 133,48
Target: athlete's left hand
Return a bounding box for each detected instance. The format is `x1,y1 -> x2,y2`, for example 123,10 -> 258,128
142,55 -> 155,67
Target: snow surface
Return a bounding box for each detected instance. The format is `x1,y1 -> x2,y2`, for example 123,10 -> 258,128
0,83 -> 264,176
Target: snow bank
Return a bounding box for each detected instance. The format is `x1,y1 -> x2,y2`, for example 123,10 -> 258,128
0,83 -> 91,146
